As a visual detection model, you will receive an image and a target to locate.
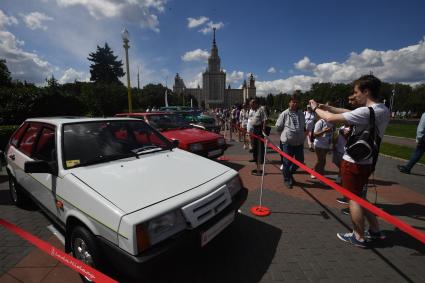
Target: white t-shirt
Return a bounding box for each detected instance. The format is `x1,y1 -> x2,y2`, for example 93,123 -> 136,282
342,103 -> 390,164
304,111 -> 316,131
247,109 -> 255,132
239,109 -> 249,128
313,119 -> 333,149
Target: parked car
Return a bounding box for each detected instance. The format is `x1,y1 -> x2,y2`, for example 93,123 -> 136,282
181,113 -> 221,133
5,117 -> 247,281
116,113 -> 227,158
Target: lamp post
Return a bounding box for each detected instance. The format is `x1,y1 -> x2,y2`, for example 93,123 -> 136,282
122,28 -> 132,113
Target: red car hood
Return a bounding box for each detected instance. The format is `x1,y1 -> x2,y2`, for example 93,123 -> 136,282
161,128 -> 222,144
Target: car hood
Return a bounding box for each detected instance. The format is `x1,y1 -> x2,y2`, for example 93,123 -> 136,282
69,149 -> 230,213
161,128 -> 222,144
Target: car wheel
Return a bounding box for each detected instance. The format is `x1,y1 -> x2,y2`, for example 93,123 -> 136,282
70,226 -> 103,283
8,174 -> 26,207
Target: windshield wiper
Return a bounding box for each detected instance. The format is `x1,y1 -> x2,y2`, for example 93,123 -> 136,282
76,152 -> 138,167
132,145 -> 165,155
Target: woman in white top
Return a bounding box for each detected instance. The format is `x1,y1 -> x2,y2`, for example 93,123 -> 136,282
304,106 -> 316,151
312,118 -> 333,177
239,103 -> 250,149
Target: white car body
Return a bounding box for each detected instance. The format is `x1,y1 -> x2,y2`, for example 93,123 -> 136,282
5,117 -> 247,277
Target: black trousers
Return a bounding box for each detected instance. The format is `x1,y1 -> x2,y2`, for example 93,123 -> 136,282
252,126 -> 265,164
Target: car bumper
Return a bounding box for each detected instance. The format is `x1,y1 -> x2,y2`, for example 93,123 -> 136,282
97,187 -> 248,279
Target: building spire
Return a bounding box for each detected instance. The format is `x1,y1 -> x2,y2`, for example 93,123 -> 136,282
213,27 -> 216,45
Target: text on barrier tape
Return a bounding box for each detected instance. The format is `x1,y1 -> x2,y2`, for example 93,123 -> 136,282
234,124 -> 425,244
0,218 -> 118,283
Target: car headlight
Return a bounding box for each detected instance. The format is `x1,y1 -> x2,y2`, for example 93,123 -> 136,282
227,176 -> 242,197
217,138 -> 225,145
189,143 -> 203,152
136,210 -> 186,253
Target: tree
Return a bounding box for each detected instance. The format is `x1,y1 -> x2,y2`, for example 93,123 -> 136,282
0,59 -> 12,86
87,43 -> 125,85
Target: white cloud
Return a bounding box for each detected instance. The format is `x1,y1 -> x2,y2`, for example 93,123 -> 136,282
21,12 -> 53,30
186,72 -> 203,88
0,30 -> 53,84
255,37 -> 425,96
52,0 -> 166,32
294,56 -> 316,71
267,67 -> 276,73
0,10 -> 18,28
58,68 -> 89,83
182,49 -> 209,62
199,21 -> 224,34
256,75 -> 319,95
187,16 -> 209,28
227,71 -> 244,84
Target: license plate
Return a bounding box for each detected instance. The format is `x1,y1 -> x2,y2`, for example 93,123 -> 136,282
201,212 -> 234,247
208,149 -> 222,157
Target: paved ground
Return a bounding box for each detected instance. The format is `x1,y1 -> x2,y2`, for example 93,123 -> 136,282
0,130 -> 424,282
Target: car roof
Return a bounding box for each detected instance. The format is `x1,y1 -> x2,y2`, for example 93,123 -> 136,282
25,116 -> 140,126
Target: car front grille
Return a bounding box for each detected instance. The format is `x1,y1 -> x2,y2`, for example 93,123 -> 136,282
181,185 -> 231,228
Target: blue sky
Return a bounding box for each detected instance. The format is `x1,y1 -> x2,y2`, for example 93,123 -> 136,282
1,0 -> 425,95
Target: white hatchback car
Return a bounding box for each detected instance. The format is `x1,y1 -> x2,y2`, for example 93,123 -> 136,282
5,117 -> 247,281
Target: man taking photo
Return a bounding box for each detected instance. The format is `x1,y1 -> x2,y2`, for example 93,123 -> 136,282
309,74 -> 390,248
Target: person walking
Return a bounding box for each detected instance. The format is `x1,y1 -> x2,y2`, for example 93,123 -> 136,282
309,74 -> 390,248
311,118 -> 333,178
275,94 -> 305,188
304,105 -> 316,152
397,112 -> 425,174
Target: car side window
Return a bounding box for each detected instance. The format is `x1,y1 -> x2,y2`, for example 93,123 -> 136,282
10,123 -> 28,147
33,127 -> 56,162
18,123 -> 42,156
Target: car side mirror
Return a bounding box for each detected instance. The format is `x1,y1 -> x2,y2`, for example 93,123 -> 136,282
25,160 -> 57,175
171,139 -> 179,148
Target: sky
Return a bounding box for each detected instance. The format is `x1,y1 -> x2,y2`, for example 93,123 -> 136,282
1,0 -> 425,95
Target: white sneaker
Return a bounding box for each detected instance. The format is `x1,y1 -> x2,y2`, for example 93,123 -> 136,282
243,144 -> 247,149
310,175 -> 316,179
335,176 -> 341,183
280,164 -> 283,170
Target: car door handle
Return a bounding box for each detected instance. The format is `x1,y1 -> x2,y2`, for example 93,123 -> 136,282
8,154 -> 15,160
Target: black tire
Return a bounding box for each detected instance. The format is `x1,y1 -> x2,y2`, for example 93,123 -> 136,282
8,174 -> 27,207
70,226 -> 104,283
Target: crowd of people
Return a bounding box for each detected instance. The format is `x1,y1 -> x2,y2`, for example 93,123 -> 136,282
206,74 -> 425,249
218,75 -> 397,249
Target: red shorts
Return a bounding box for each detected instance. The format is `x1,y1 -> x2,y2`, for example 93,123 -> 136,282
341,160 -> 372,196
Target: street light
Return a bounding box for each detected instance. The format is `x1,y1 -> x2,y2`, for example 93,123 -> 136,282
122,28 -> 132,113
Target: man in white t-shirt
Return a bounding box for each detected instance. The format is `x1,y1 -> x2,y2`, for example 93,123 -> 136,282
309,75 -> 390,248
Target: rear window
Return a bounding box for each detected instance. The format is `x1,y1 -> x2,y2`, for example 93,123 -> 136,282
18,123 -> 42,156
10,123 -> 28,147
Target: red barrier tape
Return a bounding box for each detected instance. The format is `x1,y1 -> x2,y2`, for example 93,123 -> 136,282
231,123 -> 425,244
0,218 -> 118,283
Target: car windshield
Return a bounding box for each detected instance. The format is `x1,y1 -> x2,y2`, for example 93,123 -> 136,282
62,120 -> 171,168
146,114 -> 191,130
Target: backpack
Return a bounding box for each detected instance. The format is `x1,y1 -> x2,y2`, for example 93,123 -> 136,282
345,107 -> 381,171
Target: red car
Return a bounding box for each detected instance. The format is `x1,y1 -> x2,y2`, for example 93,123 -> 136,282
116,112 -> 227,158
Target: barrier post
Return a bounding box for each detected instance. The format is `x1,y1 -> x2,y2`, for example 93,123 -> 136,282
251,133 -> 271,216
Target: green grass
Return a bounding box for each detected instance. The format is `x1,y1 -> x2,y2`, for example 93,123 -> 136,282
385,123 -> 417,139
380,142 -> 425,165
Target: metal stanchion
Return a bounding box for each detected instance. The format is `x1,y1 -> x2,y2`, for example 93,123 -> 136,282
251,132 -> 271,217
